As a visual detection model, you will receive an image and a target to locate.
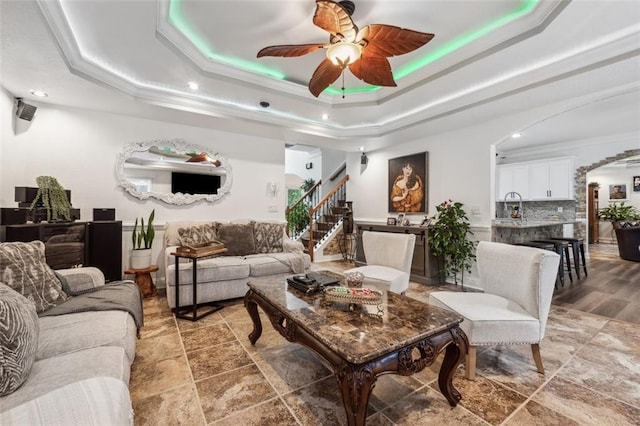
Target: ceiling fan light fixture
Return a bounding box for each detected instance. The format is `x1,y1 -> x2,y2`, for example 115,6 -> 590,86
326,42 -> 362,68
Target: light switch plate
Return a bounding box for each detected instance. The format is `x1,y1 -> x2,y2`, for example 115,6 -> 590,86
557,207 -> 563,213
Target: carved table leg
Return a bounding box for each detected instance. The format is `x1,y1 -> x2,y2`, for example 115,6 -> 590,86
438,326 -> 468,406
336,363 -> 377,426
244,290 -> 263,345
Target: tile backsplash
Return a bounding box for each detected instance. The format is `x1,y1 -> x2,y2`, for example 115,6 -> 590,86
495,200 -> 576,221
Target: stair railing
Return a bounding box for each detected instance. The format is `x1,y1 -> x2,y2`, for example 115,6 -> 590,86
307,175 -> 349,261
286,180 -> 321,240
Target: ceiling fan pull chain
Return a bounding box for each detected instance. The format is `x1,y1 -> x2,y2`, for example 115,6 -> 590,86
341,71 -> 346,99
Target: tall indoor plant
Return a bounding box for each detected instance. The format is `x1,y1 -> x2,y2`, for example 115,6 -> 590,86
130,209 -> 155,269
29,176 -> 71,222
428,200 -> 477,288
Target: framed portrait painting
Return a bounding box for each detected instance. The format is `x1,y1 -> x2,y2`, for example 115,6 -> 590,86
634,176 -> 640,192
388,152 -> 428,213
608,184 -> 627,200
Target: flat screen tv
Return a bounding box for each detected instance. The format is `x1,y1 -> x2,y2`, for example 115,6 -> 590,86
171,172 -> 221,195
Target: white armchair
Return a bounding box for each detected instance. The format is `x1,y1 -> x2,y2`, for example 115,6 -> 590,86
345,231 -> 416,294
429,241 -> 560,380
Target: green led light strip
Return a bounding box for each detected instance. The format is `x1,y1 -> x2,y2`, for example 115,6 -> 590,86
169,0 -> 539,95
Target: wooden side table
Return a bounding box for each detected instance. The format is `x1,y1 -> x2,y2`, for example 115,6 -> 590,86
124,264 -> 159,298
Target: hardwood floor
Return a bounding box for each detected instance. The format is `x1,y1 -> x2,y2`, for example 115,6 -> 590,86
552,243 -> 640,324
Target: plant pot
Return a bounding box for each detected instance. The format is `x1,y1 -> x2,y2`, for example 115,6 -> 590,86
130,248 -> 152,269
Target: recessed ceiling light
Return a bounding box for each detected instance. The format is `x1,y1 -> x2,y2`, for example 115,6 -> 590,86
187,82 -> 199,90
512,133 -> 522,138
30,90 -> 48,97
359,146 -> 365,151
321,113 -> 329,120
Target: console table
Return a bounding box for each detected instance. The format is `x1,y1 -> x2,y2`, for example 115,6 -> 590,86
354,221 -> 439,284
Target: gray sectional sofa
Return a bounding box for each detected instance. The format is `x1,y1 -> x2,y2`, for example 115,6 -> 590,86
1,241 -> 140,425
164,220 -> 311,308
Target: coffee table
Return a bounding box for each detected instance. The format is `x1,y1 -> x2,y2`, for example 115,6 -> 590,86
244,275 -> 468,426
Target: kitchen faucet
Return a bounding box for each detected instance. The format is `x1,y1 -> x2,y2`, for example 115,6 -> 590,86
503,192 -> 523,220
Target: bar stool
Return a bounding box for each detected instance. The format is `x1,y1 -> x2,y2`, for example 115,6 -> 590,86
532,239 -> 573,285
514,242 -> 564,287
550,237 -> 587,279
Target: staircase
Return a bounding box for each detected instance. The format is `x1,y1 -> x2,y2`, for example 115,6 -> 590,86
286,175 -> 350,261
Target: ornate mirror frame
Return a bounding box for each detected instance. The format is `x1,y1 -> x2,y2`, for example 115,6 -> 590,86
116,139 -> 232,205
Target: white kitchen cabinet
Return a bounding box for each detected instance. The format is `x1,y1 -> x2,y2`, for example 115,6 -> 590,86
496,158 -> 574,201
529,159 -> 573,200
496,164 -> 529,201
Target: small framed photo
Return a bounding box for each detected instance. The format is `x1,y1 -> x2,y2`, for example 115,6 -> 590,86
420,216 -> 431,227
402,218 -> 411,226
396,213 -> 405,224
634,176 -> 640,192
387,217 -> 397,225
609,184 -> 627,200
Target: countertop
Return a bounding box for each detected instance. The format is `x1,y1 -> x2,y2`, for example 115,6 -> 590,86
491,219 -> 578,228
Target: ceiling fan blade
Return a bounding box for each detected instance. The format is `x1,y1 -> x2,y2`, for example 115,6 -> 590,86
349,55 -> 396,87
358,24 -> 434,57
309,58 -> 342,97
257,44 -> 326,58
313,0 -> 358,42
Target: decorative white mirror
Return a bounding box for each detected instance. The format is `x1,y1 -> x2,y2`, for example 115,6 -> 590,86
116,139 -> 232,205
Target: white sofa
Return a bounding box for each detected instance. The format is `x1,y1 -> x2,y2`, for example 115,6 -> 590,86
163,220 -> 311,308
1,265 -> 139,425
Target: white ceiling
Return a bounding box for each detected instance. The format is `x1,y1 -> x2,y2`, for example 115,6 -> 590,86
1,0 -> 639,152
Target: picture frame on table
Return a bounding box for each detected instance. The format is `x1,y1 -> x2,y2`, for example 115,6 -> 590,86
420,217 -> 431,227
387,217 -> 397,225
396,213 -> 405,224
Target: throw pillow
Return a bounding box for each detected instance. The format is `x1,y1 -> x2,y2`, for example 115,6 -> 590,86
0,241 -> 69,313
217,222 -> 256,256
177,223 -> 218,246
253,222 -> 285,253
0,282 -> 39,396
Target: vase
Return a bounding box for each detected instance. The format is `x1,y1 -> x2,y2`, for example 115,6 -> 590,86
130,248 -> 152,269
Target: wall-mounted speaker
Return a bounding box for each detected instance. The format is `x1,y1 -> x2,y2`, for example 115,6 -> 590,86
15,99 -> 37,121
360,153 -> 368,165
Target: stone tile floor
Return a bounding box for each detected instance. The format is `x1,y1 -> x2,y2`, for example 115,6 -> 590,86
131,261 -> 640,425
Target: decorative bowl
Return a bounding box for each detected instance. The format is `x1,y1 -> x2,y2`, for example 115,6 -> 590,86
344,271 -> 365,287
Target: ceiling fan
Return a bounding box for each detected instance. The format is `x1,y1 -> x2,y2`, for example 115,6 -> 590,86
257,0 -> 434,97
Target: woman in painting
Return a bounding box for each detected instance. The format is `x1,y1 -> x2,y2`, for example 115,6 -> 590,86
391,161 -> 423,212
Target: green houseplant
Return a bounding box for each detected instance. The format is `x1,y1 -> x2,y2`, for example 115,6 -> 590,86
598,202 -> 640,228
428,200 -> 477,288
29,176 -> 71,222
130,209 -> 155,269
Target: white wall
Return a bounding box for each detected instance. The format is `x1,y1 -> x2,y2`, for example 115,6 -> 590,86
284,148 -> 320,188
0,89 -> 287,280
588,165 -> 640,243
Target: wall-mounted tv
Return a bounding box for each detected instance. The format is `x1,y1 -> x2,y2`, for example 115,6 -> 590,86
171,172 -> 221,195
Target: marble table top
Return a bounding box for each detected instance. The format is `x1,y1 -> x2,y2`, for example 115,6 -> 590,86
246,274 -> 463,364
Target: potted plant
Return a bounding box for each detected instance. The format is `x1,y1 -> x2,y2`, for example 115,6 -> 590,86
29,176 -> 71,222
130,209 -> 155,269
598,202 -> 640,229
428,200 -> 477,288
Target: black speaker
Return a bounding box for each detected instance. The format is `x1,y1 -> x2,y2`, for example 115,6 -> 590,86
15,99 -> 37,121
93,208 -> 115,221
0,208 -> 28,225
360,153 -> 368,165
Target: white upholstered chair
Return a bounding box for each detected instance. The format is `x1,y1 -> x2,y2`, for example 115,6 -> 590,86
429,241 -> 560,380
345,231 -> 416,294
